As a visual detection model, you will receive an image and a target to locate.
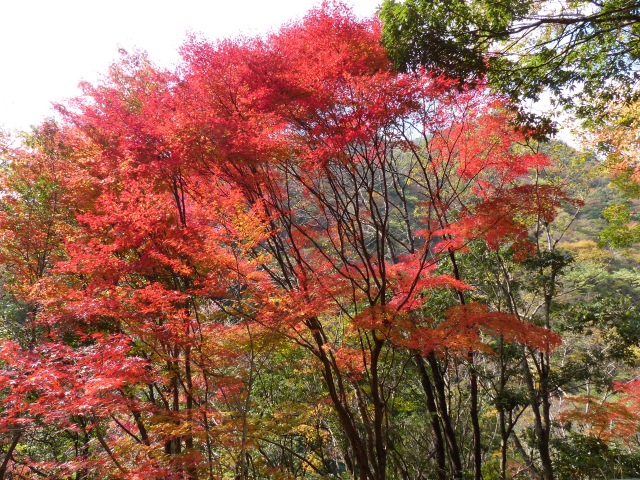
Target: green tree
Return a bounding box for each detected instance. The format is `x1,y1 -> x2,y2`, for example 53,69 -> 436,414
380,0 -> 640,126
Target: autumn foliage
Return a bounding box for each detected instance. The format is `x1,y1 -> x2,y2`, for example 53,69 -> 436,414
0,4 -> 576,479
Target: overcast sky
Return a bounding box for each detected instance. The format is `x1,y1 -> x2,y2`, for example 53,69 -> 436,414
0,0 -> 381,132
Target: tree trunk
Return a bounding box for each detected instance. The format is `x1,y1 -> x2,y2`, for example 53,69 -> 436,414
415,354 -> 447,480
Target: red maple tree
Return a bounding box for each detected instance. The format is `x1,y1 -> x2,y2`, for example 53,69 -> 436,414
0,4 -> 567,479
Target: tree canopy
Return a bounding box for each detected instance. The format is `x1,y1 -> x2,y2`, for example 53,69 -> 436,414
380,0 -> 640,125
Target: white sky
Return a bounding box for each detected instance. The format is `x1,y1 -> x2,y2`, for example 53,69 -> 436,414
0,0 -> 381,132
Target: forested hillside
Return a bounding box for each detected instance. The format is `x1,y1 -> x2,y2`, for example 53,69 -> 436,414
1,2 -> 640,479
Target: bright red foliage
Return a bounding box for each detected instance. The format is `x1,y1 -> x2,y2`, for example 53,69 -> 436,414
0,4 -> 568,478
